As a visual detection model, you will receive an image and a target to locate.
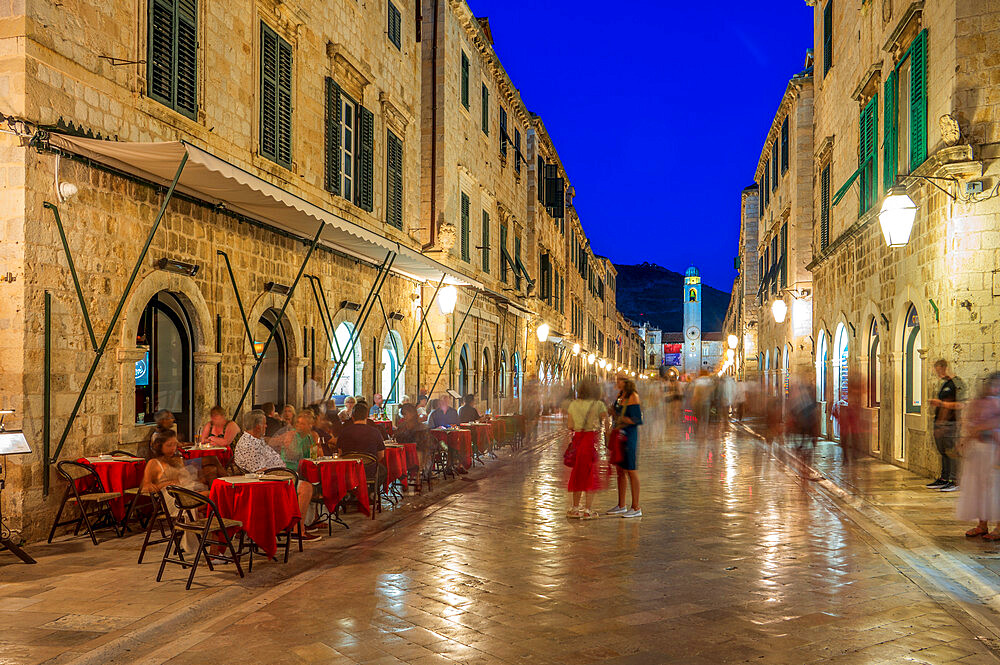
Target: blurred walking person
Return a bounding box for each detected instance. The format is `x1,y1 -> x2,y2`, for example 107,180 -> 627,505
565,379 -> 606,519
608,376 -> 643,518
956,372 -> 1000,539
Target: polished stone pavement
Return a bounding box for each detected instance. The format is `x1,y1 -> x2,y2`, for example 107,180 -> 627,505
4,417 -> 1000,665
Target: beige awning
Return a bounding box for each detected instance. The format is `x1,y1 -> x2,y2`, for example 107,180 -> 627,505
46,133 -> 481,288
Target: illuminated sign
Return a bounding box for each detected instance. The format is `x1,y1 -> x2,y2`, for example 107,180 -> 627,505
135,352 -> 149,387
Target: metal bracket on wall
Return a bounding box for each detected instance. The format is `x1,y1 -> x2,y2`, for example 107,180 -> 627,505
43,153 -> 189,483
427,290 -> 480,398
217,250 -> 257,362
384,276 -> 446,402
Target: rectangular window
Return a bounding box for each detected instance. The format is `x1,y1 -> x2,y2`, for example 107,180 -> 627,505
499,223 -> 508,283
537,156 -> 545,203
341,96 -> 356,201
148,0 -> 198,119
886,29 -> 928,188
859,95 -> 878,214
514,129 -> 522,175
387,1 -> 402,50
460,192 -> 470,262
460,52 -> 469,109
514,234 -> 522,289
481,210 -> 490,272
260,23 -> 293,168
780,117 -> 789,174
385,130 -> 403,229
820,164 -> 831,249
823,0 -> 833,76
499,106 -> 508,158
780,223 -> 788,288
771,141 -> 779,188
481,83 -> 489,135
763,163 -> 769,208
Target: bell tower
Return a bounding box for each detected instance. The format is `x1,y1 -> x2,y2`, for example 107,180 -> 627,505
683,266 -> 702,374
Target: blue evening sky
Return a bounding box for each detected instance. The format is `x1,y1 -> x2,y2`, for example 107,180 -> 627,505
475,1 -> 814,292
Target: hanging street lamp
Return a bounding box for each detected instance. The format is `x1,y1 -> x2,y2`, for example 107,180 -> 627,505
536,322 -> 550,343
572,342 -> 580,355
727,334 -> 738,350
771,299 -> 787,324
878,185 -> 918,247
438,285 -> 458,315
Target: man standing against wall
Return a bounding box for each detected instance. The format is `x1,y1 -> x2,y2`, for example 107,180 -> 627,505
927,359 -> 962,492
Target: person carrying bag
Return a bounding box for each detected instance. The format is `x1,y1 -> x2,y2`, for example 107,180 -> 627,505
566,379 -> 605,519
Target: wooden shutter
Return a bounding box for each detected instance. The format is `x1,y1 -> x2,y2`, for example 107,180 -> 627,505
324,78 -> 342,195
780,223 -> 788,287
149,0 -> 176,108
149,0 -> 196,118
780,117 -> 789,174
859,96 -> 878,214
823,0 -> 833,76
514,129 -> 521,174
460,193 -> 470,261
909,29 -> 928,170
771,141 -> 779,187
386,130 -> 403,228
536,156 -> 545,203
514,235 -> 522,288
387,1 -> 402,49
499,107 -> 507,156
461,52 -> 469,108
481,84 -> 489,135
356,106 -> 374,212
820,164 -> 830,249
481,211 -> 490,272
175,0 -> 197,117
883,71 -> 897,191
260,24 -> 278,163
276,38 -> 293,167
499,223 -> 508,282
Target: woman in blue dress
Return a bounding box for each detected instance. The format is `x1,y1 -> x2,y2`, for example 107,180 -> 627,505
608,376 -> 643,518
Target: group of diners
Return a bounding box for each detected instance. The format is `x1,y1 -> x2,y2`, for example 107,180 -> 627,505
137,391 -> 500,543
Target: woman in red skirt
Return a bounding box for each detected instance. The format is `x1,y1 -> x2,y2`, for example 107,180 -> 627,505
566,378 -> 607,519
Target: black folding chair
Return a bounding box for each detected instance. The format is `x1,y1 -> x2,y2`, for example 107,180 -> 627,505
156,485 -> 245,590
47,461 -> 123,545
137,490 -> 181,564
340,453 -> 386,517
261,467 -> 303,562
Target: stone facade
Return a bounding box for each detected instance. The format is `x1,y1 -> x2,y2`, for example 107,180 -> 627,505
0,0 -> 640,542
724,186 -> 761,380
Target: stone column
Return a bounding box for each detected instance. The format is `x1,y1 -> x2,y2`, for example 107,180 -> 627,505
116,347 -> 148,447
193,351 -> 222,426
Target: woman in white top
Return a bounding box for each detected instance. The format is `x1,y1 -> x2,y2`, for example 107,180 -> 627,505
566,378 -> 606,519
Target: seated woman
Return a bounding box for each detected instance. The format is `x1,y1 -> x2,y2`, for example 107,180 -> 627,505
199,406 -> 240,448
139,409 -> 180,459
338,396 -> 357,423
395,403 -> 439,484
281,404 -> 296,427
314,411 -> 340,456
141,431 -> 194,493
280,411 -> 320,469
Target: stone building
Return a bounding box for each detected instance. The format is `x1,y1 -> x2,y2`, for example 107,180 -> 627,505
806,0 -> 1000,472
754,60 -> 815,402
0,0 -> 640,542
724,185 -> 761,380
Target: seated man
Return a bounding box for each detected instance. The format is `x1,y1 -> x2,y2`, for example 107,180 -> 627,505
427,394 -> 460,429
235,410 -> 321,542
261,402 -> 286,437
337,403 -> 386,463
140,409 -> 179,459
458,394 -> 481,423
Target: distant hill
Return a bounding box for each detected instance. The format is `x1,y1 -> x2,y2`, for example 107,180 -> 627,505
613,263 -> 730,333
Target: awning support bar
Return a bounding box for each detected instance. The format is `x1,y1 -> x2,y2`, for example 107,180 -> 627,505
306,276 -> 337,369
47,152 -> 189,464
217,250 -> 257,361
306,275 -> 348,369
427,291 -> 479,398
374,295 -> 402,400
44,203 -> 97,353
384,276 -> 446,403
232,221 -> 326,421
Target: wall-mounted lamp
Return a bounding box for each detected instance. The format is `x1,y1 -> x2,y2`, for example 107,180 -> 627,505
536,322 -> 550,343
340,300 -> 361,311
572,343 -> 581,356
587,353 -> 596,365
878,186 -> 918,247
727,334 -> 738,350
438,285 -> 458,315
266,281 -> 291,295
156,258 -> 200,277
771,299 -> 787,324
388,311 -> 405,321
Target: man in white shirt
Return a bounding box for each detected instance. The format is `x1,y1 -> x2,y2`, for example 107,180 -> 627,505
303,369 -> 324,408
235,410 -> 321,541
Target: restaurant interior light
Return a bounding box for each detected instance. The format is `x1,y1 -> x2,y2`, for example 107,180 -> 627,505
727,334 -> 738,350
878,185 -> 918,247
771,299 -> 787,324
438,285 -> 458,315
536,322 -> 550,343
572,343 -> 581,356
587,353 -> 596,365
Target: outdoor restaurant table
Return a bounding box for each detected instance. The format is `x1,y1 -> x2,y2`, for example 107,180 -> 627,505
371,420 -> 393,438
297,459 -> 370,517
76,456 -> 146,521
209,476 -> 300,560
383,445 -> 408,490
431,428 -> 473,468
401,442 -> 419,467
180,445 -> 232,467
465,423 -> 492,454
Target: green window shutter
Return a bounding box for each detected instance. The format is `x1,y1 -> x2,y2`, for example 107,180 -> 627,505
148,0 -> 175,108
499,106 -> 507,156
514,129 -> 521,175
481,83 -> 489,135
859,95 -> 878,214
324,78 -> 342,195
461,52 -> 470,109
175,0 -> 198,117
771,141 -> 779,188
356,106 -> 374,212
514,235 -> 522,289
780,223 -> 787,287
820,164 -> 830,249
387,1 -> 402,50
276,38 -> 293,167
386,130 -> 403,229
883,71 -> 897,191
460,192 -> 470,261
499,223 -> 508,282
481,210 -> 490,272
909,29 -> 928,170
780,117 -> 789,173
823,0 -> 833,76
537,156 -> 545,203
260,24 -> 292,168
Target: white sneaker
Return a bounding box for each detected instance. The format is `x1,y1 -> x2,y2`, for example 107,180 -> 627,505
622,508 -> 642,518
606,505 -> 628,515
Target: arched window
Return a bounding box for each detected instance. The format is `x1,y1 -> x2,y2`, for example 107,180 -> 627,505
834,323 -> 849,405
331,322 -> 361,398
499,351 -> 507,397
135,292 -> 194,440
816,331 -> 828,403
254,308 -> 289,407
764,349 -> 771,394
458,344 -> 469,396
688,288 -> 697,302
380,331 -> 404,405
869,318 -> 881,407
481,349 -> 491,404
783,344 -> 791,399
512,352 -> 521,399
904,305 -> 921,413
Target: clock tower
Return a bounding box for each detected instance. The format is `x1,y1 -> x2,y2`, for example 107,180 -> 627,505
683,266 -> 702,374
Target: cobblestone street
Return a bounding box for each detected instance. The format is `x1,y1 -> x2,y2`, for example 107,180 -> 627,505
4,419 -> 1000,664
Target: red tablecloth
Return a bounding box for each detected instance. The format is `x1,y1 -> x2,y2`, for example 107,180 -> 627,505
298,459 -> 370,517
401,442 -> 419,467
180,446 -> 233,467
371,420 -> 394,438
209,477 -> 300,560
466,423 -> 492,453
384,446 -> 407,490
75,458 -> 146,521
431,429 -> 473,468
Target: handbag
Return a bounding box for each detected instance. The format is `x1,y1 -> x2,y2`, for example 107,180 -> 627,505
607,398 -> 626,465
564,400 -> 601,468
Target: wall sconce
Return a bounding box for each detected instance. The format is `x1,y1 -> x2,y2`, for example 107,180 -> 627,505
771,299 -> 787,324
587,353 -> 596,365
572,343 -> 580,356
266,281 -> 291,295
536,322 -> 550,343
340,300 -> 361,311
878,186 -> 918,247
727,334 -> 738,350
438,285 -> 458,315
388,311 -> 405,321
156,258 -> 200,277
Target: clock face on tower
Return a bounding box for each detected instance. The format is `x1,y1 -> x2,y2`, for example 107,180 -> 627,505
686,325 -> 700,340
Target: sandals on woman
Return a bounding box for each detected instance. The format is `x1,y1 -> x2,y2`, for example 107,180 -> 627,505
966,526 -> 989,537
983,531 -> 1000,541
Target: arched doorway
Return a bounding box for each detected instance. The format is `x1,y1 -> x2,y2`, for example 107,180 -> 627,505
254,308 -> 289,407
899,305 -> 921,461
332,322 -> 361,399
512,352 -> 521,400
380,330 -> 404,412
763,350 -> 771,396
832,324 -> 849,439
458,344 -> 469,396
135,291 -> 194,440
499,351 -> 507,398
816,330 -> 828,437
868,317 -> 881,453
